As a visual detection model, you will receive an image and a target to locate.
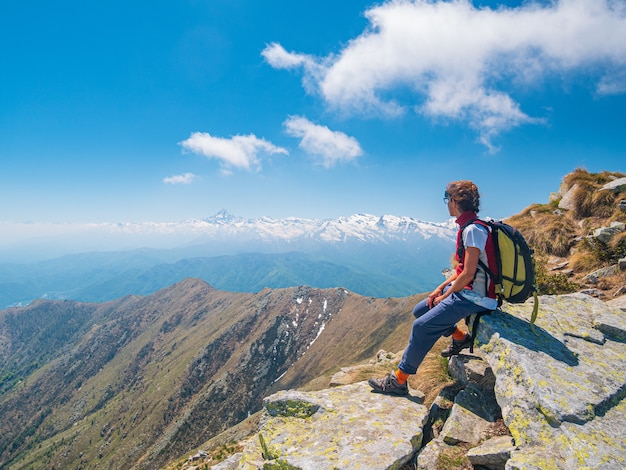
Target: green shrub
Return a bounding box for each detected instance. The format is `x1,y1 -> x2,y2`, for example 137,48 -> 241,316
534,255 -> 579,295
265,400 -> 318,419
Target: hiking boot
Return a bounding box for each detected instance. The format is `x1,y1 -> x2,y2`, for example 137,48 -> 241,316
368,373 -> 409,396
441,334 -> 473,357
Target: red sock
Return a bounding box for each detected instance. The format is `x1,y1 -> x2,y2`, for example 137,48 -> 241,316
394,369 -> 410,384
451,327 -> 467,341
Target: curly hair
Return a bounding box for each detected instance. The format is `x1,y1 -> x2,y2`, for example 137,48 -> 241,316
446,180 -> 480,213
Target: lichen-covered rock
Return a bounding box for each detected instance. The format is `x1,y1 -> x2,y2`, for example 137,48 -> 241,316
238,381 -> 429,469
607,295 -> 626,312
594,307 -> 626,342
467,435 -> 515,469
448,352 -> 496,391
440,403 -> 489,446
476,294 -> 626,469
440,383 -> 501,446
416,439 -> 449,469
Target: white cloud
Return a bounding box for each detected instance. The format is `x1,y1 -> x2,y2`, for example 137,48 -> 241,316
262,42 -> 327,94
283,116 -> 363,168
597,69 -> 626,95
262,42 -> 309,69
180,132 -> 288,172
163,173 -> 197,185
263,0 -> 626,149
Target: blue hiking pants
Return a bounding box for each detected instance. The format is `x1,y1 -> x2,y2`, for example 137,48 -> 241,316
398,286 -> 486,375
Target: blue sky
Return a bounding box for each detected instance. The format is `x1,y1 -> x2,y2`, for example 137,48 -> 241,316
1,0 -> 625,227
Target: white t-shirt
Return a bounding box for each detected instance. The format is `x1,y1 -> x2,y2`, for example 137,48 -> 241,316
460,223 -> 498,310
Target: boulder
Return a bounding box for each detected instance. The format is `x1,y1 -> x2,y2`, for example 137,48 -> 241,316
599,177 -> 626,193
466,435 -> 516,470
440,382 -> 501,446
591,222 -> 626,243
583,265 -> 619,284
448,352 -> 496,391
476,294 -> 626,469
329,367 -> 358,387
558,183 -> 578,211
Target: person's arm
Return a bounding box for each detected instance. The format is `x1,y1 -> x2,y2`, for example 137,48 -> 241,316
427,271 -> 458,308
432,246 -> 480,306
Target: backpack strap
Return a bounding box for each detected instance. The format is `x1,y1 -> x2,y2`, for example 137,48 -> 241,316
457,219 -> 497,299
466,309 -> 494,353
530,291 -> 539,332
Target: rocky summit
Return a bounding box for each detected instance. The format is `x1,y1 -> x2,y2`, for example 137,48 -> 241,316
476,294 -> 626,469
204,293 -> 626,470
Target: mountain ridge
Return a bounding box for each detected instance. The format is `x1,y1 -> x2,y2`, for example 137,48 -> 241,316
0,278 -> 421,469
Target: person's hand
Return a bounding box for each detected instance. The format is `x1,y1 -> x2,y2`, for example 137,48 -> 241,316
427,287 -> 443,308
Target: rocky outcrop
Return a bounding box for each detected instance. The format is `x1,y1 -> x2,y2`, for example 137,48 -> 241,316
476,294 -> 626,469
235,383 -> 429,469
416,349 -> 512,469
199,293 -> 626,469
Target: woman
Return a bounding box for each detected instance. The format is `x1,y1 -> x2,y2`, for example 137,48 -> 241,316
369,180 -> 498,395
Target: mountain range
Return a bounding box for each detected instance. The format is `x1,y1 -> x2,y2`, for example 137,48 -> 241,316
0,211 -> 457,308
0,279 -> 421,469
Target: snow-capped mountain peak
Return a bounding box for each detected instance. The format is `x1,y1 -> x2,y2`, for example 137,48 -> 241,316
182,211 -> 457,244
0,211 -> 457,263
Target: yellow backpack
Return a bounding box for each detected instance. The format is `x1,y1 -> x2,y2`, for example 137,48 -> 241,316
460,218 -> 539,325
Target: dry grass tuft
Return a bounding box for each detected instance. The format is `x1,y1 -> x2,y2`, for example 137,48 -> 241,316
570,183 -> 623,220
569,243 -> 603,272
561,168 -> 626,221
610,230 -> 626,258
507,208 -> 576,258
528,215 -> 575,257
563,168 -> 625,189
